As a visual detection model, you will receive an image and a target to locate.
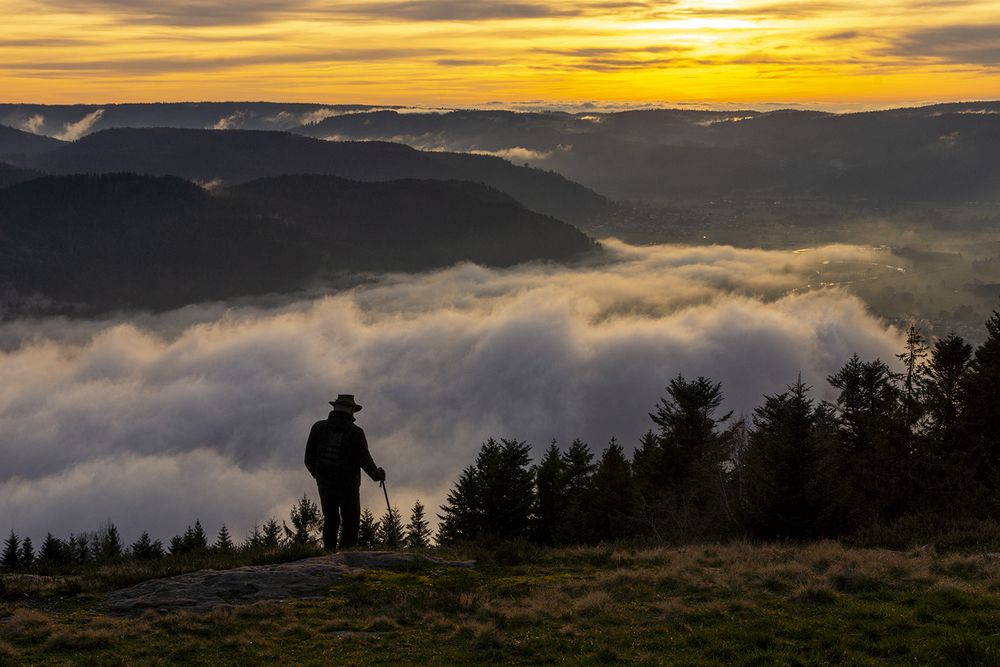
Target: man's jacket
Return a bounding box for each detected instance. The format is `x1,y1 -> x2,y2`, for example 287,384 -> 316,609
304,411 -> 380,486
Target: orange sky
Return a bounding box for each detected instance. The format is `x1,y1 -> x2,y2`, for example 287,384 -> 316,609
2,0 -> 999,106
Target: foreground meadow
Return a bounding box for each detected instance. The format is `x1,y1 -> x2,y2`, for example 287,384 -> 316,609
2,542 -> 999,665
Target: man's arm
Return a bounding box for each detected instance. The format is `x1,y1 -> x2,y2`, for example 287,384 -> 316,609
304,423 -> 322,477
355,428 -> 384,482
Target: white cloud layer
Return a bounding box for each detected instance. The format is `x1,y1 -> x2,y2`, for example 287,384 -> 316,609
0,241 -> 904,543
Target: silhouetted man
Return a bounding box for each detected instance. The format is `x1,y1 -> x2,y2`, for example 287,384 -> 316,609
305,394 -> 385,551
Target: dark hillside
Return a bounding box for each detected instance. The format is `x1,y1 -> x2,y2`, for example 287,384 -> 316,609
25,128 -> 609,223
0,163 -> 42,188
0,173 -> 593,314
0,124 -> 63,160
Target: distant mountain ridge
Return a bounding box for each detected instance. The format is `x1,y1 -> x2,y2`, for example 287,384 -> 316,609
0,124 -> 63,160
0,172 -> 594,316
20,127 -> 608,224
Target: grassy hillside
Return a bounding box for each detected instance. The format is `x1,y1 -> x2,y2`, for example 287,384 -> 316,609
3,542 -> 999,665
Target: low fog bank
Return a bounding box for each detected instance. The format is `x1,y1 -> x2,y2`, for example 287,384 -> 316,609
0,241 -> 904,543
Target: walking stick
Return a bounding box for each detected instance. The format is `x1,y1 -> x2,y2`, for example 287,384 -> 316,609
380,479 -> 392,514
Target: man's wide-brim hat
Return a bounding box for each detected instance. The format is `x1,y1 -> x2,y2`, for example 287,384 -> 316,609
330,394 -> 363,412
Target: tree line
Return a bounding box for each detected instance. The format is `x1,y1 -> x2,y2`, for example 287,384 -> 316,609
1,497 -> 433,572
436,309 -> 1000,545
6,307 -> 1000,570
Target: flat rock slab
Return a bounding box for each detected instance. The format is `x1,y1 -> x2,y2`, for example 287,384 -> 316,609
104,551 -> 473,615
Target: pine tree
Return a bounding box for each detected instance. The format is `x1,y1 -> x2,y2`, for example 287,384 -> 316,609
378,508 -> 405,548
558,439 -> 596,544
405,500 -> 432,549
960,307 -> 1000,513
437,438 -> 535,543
189,520 -> 209,552
131,531 -> 152,558
588,438 -> 636,542
740,379 -> 848,539
244,523 -> 264,550
284,495 -> 323,546
358,508 -> 380,548
39,533 -> 71,567
68,533 -> 91,564
532,441 -> 566,545
918,334 -> 975,513
2,531 -> 21,570
896,325 -> 929,429
215,524 -> 235,553
97,521 -> 123,563
261,518 -> 282,548
643,375 -> 737,538
20,537 -> 34,568
828,355 -> 911,524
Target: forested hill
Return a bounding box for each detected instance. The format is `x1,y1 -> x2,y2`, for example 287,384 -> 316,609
22,127 -> 609,224
0,163 -> 41,188
0,173 -> 594,315
0,124 -> 63,160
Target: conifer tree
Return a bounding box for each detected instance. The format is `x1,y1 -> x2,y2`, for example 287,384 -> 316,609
244,523 -> 264,550
131,531 -> 164,559
358,508 -> 380,548
261,518 -> 282,548
98,521 -> 123,563
284,495 -> 323,546
20,537 -> 34,568
69,533 -> 91,564
588,438 -> 635,542
438,438 -> 535,543
378,508 -> 405,548
960,307 -> 1000,511
740,379 -> 847,539
533,441 -> 566,545
828,355 -> 910,524
189,520 -> 209,552
559,439 -> 596,544
215,524 -> 235,553
897,326 -> 929,429
2,531 -> 21,570
39,533 -> 70,567
405,500 -> 432,549
641,375 -> 737,538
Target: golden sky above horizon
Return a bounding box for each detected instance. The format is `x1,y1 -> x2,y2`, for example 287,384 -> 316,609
2,0 -> 999,106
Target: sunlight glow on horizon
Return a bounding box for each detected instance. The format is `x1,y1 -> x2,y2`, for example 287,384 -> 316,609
1,0 -> 998,106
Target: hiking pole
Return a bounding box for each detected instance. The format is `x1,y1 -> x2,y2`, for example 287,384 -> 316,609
380,479 -> 391,514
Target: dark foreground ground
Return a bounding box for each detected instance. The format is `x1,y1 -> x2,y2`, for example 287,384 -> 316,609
2,543 -> 1000,665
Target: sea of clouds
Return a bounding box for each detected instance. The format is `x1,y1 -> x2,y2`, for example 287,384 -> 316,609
0,241 -> 905,543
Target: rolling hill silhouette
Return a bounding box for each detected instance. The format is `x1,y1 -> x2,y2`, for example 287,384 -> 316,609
0,173 -> 594,316
24,128 -> 609,224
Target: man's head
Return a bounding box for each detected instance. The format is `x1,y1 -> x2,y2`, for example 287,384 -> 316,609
330,394 -> 363,413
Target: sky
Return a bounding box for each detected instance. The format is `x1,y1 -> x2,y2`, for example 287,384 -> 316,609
1,0 -> 998,107
0,241 -> 905,544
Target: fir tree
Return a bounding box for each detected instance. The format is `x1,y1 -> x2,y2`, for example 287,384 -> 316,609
39,533 -> 71,567
588,438 -> 636,542
215,524 -> 235,553
20,536 -> 34,568
896,325 -> 929,429
2,531 -> 21,570
244,523 -> 264,550
405,500 -> 432,549
358,508 -> 380,548
740,379 -> 847,539
188,520 -> 209,552
641,375 -> 737,538
532,441 -> 566,545
828,355 -> 911,524
97,521 -> 123,563
558,439 -> 596,544
69,533 -> 91,564
284,495 -> 323,546
131,531 -> 152,559
261,518 -> 282,548
378,507 -> 405,548
437,438 -> 535,544
960,306 -> 1000,512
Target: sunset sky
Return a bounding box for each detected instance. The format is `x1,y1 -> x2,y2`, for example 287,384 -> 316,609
2,0 -> 999,107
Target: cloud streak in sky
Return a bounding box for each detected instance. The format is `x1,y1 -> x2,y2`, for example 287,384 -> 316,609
0,241 -> 904,544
